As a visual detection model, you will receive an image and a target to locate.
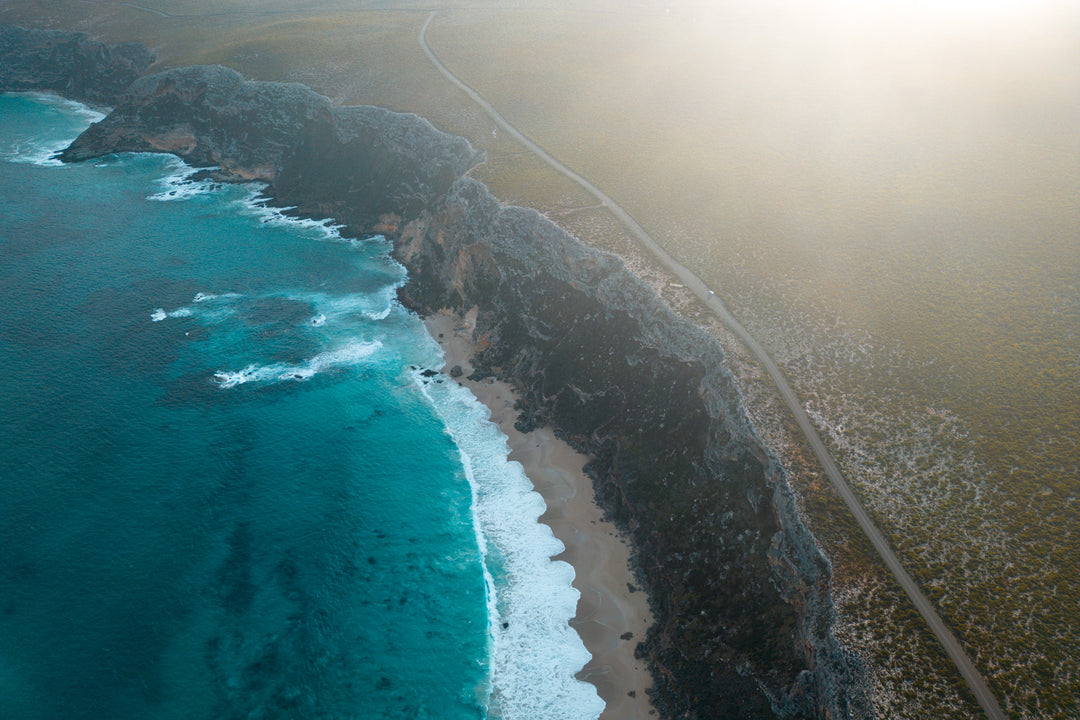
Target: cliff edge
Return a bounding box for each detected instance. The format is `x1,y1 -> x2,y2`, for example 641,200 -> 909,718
397,180 -> 872,719
58,64 -> 481,237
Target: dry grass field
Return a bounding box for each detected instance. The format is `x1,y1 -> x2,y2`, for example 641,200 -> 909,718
3,1 -> 1078,717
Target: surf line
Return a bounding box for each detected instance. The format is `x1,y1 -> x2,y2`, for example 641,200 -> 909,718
419,10 -> 1007,720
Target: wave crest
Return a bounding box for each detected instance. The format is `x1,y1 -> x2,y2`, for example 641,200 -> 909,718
414,364 -> 604,720
212,340 -> 382,389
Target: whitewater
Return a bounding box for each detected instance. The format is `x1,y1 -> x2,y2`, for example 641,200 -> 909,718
0,91 -> 601,720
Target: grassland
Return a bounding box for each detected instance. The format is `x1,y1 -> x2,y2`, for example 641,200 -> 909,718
3,1 -> 1078,717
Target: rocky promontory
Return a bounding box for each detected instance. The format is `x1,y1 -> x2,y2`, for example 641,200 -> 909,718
0,23 -> 153,106
58,63 -> 481,237
2,27 -> 872,719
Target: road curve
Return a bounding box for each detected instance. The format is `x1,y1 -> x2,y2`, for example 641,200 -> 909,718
420,11 -> 1005,720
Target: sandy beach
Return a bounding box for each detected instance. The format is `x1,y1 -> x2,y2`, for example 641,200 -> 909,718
425,309 -> 655,720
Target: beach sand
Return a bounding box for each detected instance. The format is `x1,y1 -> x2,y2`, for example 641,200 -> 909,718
425,308 -> 656,720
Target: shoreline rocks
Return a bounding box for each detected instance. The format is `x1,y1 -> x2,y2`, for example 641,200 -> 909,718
57,63 -> 481,237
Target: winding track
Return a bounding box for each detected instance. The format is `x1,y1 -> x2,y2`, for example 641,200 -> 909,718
420,11 -> 1006,720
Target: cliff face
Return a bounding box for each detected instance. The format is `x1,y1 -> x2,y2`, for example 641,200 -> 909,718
396,181 -> 872,719
58,64 -> 480,235
1,35 -> 870,717
0,23 -> 153,106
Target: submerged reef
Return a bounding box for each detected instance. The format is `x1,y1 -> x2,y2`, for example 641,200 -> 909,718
2,24 -> 871,718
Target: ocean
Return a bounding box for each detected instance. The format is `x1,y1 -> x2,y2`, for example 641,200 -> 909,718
0,92 -> 602,720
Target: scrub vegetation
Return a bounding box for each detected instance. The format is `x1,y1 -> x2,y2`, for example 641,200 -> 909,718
3,1 -> 1078,717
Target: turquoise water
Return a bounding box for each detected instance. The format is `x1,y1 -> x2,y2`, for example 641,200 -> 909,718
0,93 -> 601,720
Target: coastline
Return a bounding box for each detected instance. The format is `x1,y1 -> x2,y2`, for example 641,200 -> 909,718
425,308 -> 656,720
2,29 -> 868,711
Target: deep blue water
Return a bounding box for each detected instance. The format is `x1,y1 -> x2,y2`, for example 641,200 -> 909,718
0,93 -> 600,720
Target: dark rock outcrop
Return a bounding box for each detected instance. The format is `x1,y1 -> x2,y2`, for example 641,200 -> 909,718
59,64 -> 481,236
5,43 -> 872,717
396,180 -> 872,719
0,23 -> 153,106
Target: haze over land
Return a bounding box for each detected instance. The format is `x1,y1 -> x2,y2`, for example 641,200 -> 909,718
2,1 -> 1078,717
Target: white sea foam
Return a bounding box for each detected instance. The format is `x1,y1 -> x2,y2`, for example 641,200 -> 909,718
150,306 -> 195,321
150,292 -> 245,324
192,291 -> 241,304
354,285 -> 400,322
151,287 -> 395,331
290,286 -> 401,326
366,306 -> 393,321
146,159 -> 218,201
0,93 -> 106,166
5,137 -> 67,166
235,187 -> 347,242
233,187 -> 402,258
212,340 -> 382,388
413,358 -> 604,720
150,305 -> 196,322
211,363 -> 283,388
25,92 -> 107,125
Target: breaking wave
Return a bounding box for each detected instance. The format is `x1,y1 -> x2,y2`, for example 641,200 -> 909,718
212,341 -> 383,389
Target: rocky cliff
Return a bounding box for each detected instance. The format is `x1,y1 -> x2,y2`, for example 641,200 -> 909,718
2,30 -> 871,717
0,23 -> 153,106
58,64 -> 481,237
396,182 -> 871,720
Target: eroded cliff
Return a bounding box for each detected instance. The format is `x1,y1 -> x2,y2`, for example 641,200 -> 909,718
2,29 -> 871,717
0,23 -> 153,106
58,64 -> 481,237
396,180 -> 872,719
